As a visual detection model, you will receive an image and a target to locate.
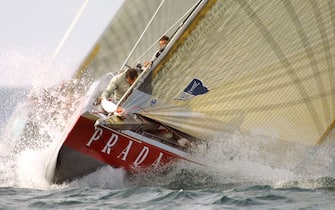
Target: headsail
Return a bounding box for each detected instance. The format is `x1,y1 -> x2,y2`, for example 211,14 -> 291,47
123,0 -> 335,145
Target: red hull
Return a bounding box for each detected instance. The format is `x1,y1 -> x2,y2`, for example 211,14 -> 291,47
60,116 -> 190,176
51,74 -> 199,183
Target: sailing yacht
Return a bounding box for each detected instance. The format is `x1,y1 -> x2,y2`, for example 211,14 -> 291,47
51,0 -> 335,183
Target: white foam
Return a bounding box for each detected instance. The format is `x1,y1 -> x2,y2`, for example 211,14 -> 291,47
0,49 -> 90,189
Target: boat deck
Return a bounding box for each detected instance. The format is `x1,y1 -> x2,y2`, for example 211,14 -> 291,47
96,113 -> 159,131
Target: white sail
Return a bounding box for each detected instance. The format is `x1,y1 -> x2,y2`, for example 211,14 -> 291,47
122,0 -> 335,145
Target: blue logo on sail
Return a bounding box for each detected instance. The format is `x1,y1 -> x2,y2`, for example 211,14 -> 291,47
175,78 -> 209,100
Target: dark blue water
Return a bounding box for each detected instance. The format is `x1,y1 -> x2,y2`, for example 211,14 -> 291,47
1,86 -> 335,209
1,178 -> 335,209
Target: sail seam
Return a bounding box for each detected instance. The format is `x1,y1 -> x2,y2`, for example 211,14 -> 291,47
240,0 -> 323,137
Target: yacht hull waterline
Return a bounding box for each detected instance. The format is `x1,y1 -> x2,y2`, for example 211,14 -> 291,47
53,116 -> 198,184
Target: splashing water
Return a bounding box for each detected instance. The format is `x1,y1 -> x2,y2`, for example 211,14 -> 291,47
121,129 -> 335,190
0,49 -> 91,189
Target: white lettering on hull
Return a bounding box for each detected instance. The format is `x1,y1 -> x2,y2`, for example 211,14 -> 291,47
152,152 -> 163,168
101,133 -> 118,154
86,128 -> 103,146
133,146 -> 149,166
117,140 -> 133,160
86,128 -> 167,168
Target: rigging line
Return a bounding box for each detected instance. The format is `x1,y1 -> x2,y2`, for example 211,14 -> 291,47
49,0 -> 90,65
115,0 -> 166,108
131,0 -> 204,67
116,0 -> 206,108
120,0 -> 166,71
169,0 -> 203,41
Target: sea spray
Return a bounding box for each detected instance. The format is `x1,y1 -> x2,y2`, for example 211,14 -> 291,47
12,77 -> 90,189
121,130 -> 335,190
70,166 -> 127,189
194,130 -> 335,189
0,49 -> 92,189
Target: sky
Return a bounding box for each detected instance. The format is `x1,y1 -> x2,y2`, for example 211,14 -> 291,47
0,0 -> 124,87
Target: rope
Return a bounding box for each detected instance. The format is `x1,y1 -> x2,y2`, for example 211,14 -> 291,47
119,0 -> 166,71
116,0 -> 204,108
131,0 -> 203,66
49,0 -> 90,65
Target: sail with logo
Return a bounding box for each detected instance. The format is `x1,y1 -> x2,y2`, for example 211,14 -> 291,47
117,0 -> 335,145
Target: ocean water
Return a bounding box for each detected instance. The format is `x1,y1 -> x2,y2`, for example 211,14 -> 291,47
1,52 -> 335,210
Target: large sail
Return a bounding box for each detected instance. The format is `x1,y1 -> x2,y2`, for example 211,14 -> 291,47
123,0 -> 335,145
